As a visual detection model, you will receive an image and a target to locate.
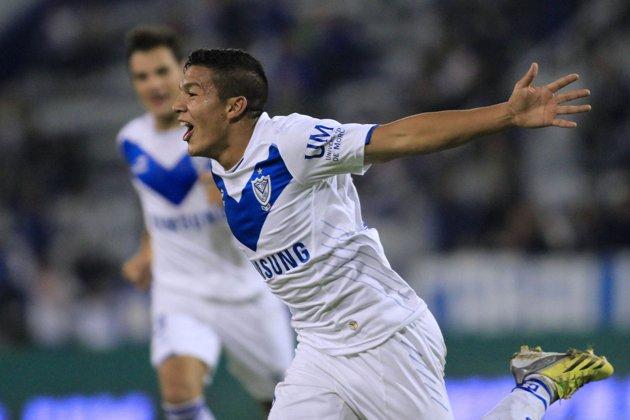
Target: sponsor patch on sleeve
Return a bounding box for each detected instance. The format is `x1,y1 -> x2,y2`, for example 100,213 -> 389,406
304,125 -> 346,161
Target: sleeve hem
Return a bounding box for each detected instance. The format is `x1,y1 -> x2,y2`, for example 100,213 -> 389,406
364,124 -> 379,145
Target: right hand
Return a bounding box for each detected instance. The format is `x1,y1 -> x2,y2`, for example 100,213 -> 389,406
507,62 -> 591,129
122,252 -> 152,291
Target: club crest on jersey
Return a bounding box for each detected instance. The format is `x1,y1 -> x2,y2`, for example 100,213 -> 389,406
251,170 -> 272,211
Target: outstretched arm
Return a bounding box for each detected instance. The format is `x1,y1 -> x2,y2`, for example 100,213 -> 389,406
365,63 -> 591,163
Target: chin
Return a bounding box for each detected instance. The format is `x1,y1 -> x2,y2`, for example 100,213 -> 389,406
186,142 -> 203,157
186,141 -> 211,158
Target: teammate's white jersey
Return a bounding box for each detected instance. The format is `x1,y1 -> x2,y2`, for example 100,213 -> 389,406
117,113 -> 264,301
211,112 -> 427,355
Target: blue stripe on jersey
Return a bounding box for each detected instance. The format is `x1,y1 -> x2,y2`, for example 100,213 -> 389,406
365,124 -> 378,144
212,145 -> 293,252
121,139 -> 198,205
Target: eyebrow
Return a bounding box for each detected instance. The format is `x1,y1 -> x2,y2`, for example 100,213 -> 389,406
180,82 -> 201,91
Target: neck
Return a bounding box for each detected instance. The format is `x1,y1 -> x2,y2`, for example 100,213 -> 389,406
216,116 -> 259,169
154,113 -> 178,131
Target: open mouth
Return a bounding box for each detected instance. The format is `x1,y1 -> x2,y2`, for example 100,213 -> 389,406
181,122 -> 194,141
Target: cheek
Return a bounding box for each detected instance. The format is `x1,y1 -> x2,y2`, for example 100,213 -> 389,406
206,113 -> 224,134
192,104 -> 214,127
168,78 -> 181,94
134,84 -> 149,100
189,104 -> 204,123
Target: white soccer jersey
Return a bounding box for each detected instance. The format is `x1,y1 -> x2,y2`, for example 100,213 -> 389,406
211,112 -> 427,355
117,113 -> 264,301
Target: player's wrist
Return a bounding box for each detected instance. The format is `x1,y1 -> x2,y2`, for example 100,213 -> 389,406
500,101 -> 519,129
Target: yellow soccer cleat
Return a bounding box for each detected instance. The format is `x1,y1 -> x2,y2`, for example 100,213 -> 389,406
510,345 -> 614,400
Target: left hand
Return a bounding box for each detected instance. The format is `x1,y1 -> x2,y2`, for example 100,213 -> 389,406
507,63 -> 591,128
122,252 -> 152,291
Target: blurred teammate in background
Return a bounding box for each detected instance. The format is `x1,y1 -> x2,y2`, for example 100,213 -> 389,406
173,48 -> 612,420
118,27 -> 293,420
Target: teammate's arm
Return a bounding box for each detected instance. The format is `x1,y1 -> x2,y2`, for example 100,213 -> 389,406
122,230 -> 152,290
365,63 -> 591,163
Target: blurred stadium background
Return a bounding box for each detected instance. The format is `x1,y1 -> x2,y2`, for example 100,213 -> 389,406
0,0 -> 629,419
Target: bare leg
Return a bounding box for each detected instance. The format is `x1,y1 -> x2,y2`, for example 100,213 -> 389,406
158,355 -> 215,419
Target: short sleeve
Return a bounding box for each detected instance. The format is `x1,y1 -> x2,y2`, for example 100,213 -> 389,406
274,113 -> 377,184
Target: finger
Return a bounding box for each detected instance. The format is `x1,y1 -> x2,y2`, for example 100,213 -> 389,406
138,278 -> 150,291
122,267 -> 139,283
555,89 -> 590,103
127,274 -> 140,283
552,119 -> 577,128
139,275 -> 152,291
557,104 -> 591,114
546,73 -> 579,93
515,62 -> 538,88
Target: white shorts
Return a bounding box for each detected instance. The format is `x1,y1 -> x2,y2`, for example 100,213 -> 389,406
269,311 -> 453,419
151,284 -> 295,401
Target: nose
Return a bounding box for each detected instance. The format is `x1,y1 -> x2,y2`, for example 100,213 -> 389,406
173,92 -> 185,113
146,74 -> 164,92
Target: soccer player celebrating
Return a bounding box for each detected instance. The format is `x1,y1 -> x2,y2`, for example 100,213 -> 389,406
173,48 -> 612,419
119,28 -> 294,420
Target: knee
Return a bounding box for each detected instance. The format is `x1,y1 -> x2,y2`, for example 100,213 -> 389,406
161,378 -> 200,404
159,356 -> 210,404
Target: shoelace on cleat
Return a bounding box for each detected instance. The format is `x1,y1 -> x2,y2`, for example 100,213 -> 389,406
555,355 -> 604,399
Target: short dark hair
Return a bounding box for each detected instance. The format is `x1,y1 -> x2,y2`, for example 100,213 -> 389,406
125,25 -> 184,62
184,48 -> 268,118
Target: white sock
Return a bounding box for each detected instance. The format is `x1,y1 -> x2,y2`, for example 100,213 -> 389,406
482,382 -> 547,420
162,396 -> 215,420
483,376 -> 557,420
514,377 -> 555,411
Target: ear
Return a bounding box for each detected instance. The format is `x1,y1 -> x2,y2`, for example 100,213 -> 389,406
226,96 -> 248,121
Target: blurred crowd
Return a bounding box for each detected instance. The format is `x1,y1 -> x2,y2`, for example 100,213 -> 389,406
0,0 -> 628,348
